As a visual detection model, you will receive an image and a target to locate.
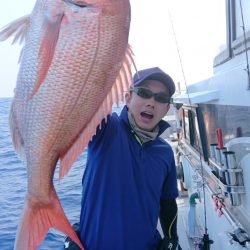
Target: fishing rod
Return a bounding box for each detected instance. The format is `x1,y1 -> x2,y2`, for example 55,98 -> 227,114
168,9 -> 213,250
239,0 -> 250,90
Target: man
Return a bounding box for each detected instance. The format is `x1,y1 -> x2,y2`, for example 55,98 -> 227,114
65,67 -> 181,250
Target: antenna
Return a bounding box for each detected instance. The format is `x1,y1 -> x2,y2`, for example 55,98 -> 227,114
168,8 -> 213,250
239,0 -> 250,90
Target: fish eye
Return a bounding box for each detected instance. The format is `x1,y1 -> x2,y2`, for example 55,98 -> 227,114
74,3 -> 87,7
65,0 -> 88,8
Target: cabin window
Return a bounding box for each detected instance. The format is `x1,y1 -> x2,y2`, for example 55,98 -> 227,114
214,0 -> 227,51
183,107 -> 208,161
183,108 -> 191,144
234,0 -> 250,40
214,0 -> 250,66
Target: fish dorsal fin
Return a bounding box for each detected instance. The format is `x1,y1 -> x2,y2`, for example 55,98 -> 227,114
59,45 -> 136,179
0,15 -> 30,44
29,12 -> 65,99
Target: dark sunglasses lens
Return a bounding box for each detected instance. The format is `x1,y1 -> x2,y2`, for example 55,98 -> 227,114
134,88 -> 171,103
137,88 -> 153,99
155,94 -> 171,103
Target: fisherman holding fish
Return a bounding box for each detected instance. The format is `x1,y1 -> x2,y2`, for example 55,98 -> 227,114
65,67 -> 182,250
0,0 -> 182,248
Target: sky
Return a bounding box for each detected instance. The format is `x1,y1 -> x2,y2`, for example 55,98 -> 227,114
0,0 -> 226,98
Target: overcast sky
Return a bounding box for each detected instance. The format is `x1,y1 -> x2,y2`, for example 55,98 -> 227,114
0,0 -> 226,98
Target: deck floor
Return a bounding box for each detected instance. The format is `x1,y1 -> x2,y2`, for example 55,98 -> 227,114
157,191 -> 202,250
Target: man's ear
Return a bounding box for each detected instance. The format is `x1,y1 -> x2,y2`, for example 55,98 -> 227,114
125,92 -> 131,105
165,104 -> 171,114
167,104 -> 171,111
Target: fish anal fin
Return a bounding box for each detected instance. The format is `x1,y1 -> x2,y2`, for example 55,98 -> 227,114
14,192 -> 84,250
29,12 -> 65,99
59,45 -> 136,179
0,15 -> 30,45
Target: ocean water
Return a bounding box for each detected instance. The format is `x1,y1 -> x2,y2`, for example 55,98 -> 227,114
0,98 -> 87,250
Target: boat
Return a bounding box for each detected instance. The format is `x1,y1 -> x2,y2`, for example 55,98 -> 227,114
169,1 -> 250,249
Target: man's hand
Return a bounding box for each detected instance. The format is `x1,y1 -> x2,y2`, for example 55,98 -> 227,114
157,237 -> 182,250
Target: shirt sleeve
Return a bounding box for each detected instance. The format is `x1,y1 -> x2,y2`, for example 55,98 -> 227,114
88,112 -> 118,148
159,198 -> 178,239
161,151 -> 179,199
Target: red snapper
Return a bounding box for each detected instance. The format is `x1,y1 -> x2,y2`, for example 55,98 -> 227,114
0,0 -> 134,249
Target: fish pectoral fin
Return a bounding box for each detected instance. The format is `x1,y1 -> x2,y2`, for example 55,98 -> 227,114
0,15 -> 30,45
9,103 -> 25,160
29,12 -> 65,99
15,192 -> 84,250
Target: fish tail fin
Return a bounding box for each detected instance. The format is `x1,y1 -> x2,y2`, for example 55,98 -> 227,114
14,193 -> 84,250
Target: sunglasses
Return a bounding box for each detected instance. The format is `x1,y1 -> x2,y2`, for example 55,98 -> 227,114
131,87 -> 172,104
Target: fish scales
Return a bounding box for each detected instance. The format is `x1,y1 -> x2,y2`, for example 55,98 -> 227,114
0,0 -> 133,249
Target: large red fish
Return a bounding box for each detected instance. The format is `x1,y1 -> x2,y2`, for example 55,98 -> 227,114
0,0 -> 134,249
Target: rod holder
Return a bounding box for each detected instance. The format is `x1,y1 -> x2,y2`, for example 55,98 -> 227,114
229,193 -> 241,206
226,169 -> 243,206
215,147 -> 222,165
223,151 -> 244,206
223,151 -> 237,169
225,169 -> 243,186
209,143 -> 218,161
209,143 -> 218,176
214,147 -> 227,183
210,150 -> 245,206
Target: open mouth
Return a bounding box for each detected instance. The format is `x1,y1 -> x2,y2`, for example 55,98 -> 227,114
141,111 -> 154,119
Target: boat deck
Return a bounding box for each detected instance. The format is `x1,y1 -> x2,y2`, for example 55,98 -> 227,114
157,188 -> 200,250
160,122 -> 204,250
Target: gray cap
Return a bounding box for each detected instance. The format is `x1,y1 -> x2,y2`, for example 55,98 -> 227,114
133,67 -> 175,96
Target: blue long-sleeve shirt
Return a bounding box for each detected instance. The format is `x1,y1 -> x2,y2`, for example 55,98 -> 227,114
79,106 -> 178,250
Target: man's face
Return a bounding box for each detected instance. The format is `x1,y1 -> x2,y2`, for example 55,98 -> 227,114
125,79 -> 171,131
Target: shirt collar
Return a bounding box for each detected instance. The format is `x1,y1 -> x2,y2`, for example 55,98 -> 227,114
119,106 -> 170,137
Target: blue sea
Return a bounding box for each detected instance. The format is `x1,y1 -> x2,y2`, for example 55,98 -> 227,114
0,98 -> 87,249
